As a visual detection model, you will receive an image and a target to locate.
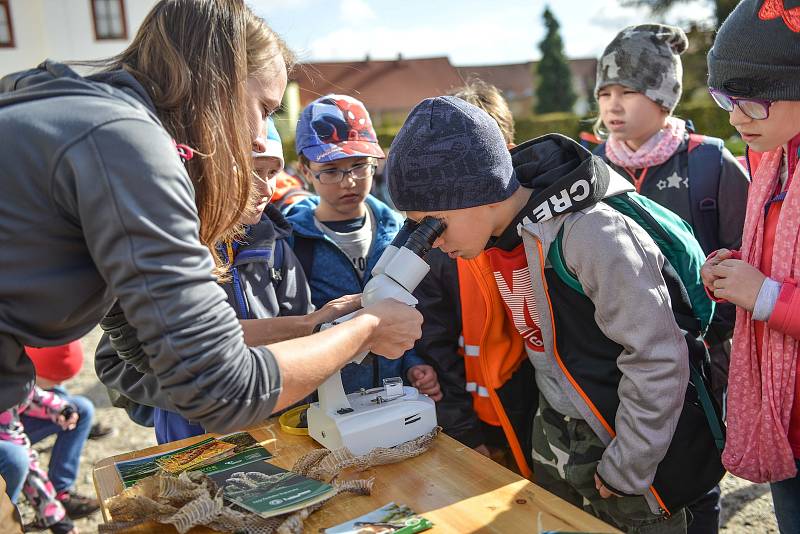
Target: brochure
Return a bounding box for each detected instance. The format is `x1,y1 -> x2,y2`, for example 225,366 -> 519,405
114,431 -> 271,487
323,502 -> 434,534
205,458 -> 336,519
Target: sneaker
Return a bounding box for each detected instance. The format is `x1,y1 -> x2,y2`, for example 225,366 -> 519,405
88,422 -> 113,440
23,516 -> 75,534
56,491 -> 99,520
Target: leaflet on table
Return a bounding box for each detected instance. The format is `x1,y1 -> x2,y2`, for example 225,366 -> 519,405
205,459 -> 336,519
114,431 -> 270,487
323,502 -> 434,534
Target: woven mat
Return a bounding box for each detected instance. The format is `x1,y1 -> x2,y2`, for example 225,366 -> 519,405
99,426 -> 441,533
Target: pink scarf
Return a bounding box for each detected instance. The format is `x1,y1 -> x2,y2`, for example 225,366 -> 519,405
723,145 -> 800,483
605,116 -> 686,169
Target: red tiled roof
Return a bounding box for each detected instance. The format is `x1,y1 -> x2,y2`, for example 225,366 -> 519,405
455,62 -> 535,101
292,56 -> 465,113
292,56 -> 597,116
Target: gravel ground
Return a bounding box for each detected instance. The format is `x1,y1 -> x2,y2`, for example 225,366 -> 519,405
18,327 -> 780,533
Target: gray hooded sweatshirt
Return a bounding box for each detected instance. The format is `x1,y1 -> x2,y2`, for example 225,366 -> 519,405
0,61 -> 281,432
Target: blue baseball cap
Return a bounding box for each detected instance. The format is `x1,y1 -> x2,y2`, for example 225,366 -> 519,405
253,116 -> 284,167
295,94 -> 385,163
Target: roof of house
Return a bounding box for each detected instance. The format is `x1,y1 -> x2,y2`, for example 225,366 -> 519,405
455,62 -> 535,100
292,56 -> 466,113
292,56 -> 598,115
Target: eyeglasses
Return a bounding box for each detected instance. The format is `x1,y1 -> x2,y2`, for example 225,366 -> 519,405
312,162 -> 377,185
709,88 -> 773,120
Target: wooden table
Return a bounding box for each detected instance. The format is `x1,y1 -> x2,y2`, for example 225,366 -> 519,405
94,421 -> 619,533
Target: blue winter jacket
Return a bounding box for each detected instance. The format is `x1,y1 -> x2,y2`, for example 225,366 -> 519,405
285,195 -> 424,391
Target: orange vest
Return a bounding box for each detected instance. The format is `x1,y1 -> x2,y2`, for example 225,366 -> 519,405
457,253 -> 531,478
272,171 -> 311,209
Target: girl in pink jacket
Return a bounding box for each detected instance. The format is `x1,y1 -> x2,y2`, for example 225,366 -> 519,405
702,1 -> 800,532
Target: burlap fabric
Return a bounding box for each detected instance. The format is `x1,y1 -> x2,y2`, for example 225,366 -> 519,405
99,427 -> 441,533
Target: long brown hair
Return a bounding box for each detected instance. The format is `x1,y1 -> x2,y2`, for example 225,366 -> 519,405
98,0 -> 293,276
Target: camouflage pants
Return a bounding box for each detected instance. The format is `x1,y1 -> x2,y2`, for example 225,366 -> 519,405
531,395 -> 687,534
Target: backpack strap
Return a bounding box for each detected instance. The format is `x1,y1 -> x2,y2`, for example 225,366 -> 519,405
690,361 -> 726,451
593,142 -> 607,159
270,240 -> 285,283
293,235 -> 315,282
547,226 -> 584,294
687,134 -> 724,255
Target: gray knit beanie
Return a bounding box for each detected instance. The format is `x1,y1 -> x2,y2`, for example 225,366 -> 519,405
386,96 -> 518,212
595,24 -> 688,111
708,0 -> 800,100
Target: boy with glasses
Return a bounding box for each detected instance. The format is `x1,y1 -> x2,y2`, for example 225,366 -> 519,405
286,95 -> 441,399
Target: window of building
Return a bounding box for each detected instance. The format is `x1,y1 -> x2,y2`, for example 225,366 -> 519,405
90,0 -> 127,40
0,1 -> 15,48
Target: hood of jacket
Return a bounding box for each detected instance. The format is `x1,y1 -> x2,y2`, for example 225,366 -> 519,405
491,134 -> 633,251
232,205 -> 293,267
285,194 -> 401,243
0,60 -> 159,123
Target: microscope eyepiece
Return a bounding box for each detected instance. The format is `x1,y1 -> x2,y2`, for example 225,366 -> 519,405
403,217 -> 446,259
388,218 -> 420,249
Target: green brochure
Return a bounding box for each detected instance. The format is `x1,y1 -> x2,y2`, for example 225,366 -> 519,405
204,457 -> 335,518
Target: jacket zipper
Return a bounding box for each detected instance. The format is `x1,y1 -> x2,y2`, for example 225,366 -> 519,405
531,235 -> 670,515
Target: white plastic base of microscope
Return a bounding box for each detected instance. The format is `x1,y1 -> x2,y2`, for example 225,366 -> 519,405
307,386 -> 437,456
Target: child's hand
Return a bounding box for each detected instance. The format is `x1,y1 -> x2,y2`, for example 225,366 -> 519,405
57,405 -> 79,431
407,364 -> 442,401
313,294 -> 362,325
709,259 -> 766,311
701,248 -> 735,290
594,472 -> 621,499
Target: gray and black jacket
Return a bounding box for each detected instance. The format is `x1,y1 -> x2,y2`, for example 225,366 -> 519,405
0,61 -> 281,432
500,135 -> 723,514
95,205 -> 314,421
596,134 -> 750,345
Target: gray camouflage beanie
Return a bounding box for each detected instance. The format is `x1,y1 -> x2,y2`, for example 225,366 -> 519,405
708,0 -> 800,100
386,96 -> 518,212
595,24 -> 688,111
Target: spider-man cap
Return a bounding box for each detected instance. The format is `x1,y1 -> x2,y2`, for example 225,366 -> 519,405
295,94 -> 385,163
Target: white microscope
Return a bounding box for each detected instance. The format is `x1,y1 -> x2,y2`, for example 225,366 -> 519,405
307,217 -> 446,455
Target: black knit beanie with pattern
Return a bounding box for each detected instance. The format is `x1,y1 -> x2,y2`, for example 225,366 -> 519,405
708,0 -> 800,100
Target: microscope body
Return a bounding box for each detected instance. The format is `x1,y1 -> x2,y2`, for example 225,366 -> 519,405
307,218 -> 443,455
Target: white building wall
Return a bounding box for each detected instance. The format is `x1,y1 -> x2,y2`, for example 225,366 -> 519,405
0,0 -> 157,76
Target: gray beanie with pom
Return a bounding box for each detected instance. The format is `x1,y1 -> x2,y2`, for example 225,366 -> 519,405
595,23 -> 688,111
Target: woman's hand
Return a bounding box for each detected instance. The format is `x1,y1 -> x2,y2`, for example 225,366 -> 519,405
701,248 -> 734,290
407,364 -> 442,401
709,259 -> 766,311
356,300 -> 423,358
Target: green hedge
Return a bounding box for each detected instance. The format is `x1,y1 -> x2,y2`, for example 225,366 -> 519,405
283,102 -> 744,163
514,112 -> 587,143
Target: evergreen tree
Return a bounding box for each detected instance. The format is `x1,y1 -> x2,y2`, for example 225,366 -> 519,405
534,7 -> 576,114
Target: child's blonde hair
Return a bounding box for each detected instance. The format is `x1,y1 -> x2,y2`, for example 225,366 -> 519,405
450,78 -> 515,145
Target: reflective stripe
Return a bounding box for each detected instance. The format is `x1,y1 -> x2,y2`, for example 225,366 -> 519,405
458,335 -> 465,348
465,382 -> 490,398
464,344 -> 480,357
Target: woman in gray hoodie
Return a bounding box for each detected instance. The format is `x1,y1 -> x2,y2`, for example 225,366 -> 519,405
0,2 -> 420,530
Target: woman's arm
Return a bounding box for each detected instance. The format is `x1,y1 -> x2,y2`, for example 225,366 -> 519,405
72,118 -> 419,432
240,294 -> 361,346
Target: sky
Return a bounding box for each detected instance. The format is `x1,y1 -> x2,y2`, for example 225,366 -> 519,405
247,0 -> 714,66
